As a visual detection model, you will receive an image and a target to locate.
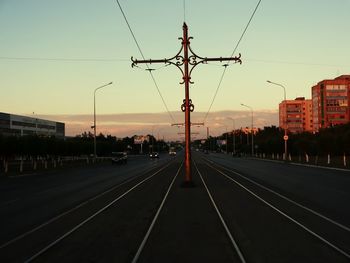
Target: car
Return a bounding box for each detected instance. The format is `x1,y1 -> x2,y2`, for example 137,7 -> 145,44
169,147 -> 176,156
149,152 -> 159,158
111,152 -> 127,164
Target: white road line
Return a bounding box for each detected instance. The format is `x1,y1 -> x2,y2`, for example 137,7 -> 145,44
290,161 -> 350,172
250,157 -> 350,172
131,162 -> 183,263
213,160 -> 350,233
0,162 -> 173,250
194,161 -> 246,263
23,162 -> 173,263
205,162 -> 350,260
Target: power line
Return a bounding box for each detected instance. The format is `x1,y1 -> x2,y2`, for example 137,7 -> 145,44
114,0 -> 176,123
229,0 -> 262,59
0,56 -> 129,62
203,0 -> 262,124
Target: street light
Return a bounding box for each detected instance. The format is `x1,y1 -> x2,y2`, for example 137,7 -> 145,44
227,117 -> 236,155
267,80 -> 288,160
240,103 -> 254,156
215,124 -> 228,154
93,82 -> 113,160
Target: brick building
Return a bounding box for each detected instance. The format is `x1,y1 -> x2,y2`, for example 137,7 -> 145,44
311,75 -> 350,132
279,97 -> 313,134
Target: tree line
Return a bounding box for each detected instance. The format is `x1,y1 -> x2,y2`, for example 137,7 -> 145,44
0,131 -> 168,158
197,123 -> 350,156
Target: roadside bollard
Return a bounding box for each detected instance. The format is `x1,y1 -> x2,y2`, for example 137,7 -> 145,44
327,154 -> 330,165
344,154 -> 347,167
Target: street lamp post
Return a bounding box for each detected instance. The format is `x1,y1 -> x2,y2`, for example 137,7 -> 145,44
93,82 -> 113,160
267,80 -> 288,160
227,117 -> 236,155
241,103 -> 254,156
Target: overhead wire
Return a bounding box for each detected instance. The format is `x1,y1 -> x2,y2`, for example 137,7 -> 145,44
114,0 -> 176,124
202,0 -> 262,124
0,56 -> 129,62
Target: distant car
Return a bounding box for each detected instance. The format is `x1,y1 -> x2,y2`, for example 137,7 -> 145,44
149,152 -> 159,158
111,152 -> 127,164
169,150 -> 176,156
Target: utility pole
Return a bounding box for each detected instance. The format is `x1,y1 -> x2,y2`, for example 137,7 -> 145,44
132,23 -> 242,185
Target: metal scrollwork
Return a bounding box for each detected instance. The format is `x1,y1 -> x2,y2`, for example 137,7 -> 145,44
189,99 -> 195,112
181,99 -> 186,112
180,99 -> 195,112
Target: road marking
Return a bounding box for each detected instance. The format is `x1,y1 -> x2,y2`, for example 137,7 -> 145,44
21,161 -> 174,262
205,161 -> 350,260
290,161 -> 350,172
131,162 -> 183,263
250,157 -> 350,172
194,161 -> 246,263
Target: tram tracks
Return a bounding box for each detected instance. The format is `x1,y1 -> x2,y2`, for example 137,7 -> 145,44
0,159 -> 180,262
196,155 -> 350,262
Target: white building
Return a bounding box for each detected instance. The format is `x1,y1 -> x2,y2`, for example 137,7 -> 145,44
0,112 -> 65,138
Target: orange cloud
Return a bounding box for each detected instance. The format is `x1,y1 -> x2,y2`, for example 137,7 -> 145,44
36,110 -> 278,140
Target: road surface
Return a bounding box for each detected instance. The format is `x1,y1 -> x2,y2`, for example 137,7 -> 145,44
0,152 -> 349,262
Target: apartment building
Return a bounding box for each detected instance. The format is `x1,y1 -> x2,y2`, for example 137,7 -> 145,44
311,75 -> 350,131
279,97 -> 313,133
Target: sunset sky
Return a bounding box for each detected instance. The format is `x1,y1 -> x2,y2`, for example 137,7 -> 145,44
1,0 -> 349,140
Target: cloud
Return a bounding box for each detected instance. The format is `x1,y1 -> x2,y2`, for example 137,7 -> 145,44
36,110 -> 278,140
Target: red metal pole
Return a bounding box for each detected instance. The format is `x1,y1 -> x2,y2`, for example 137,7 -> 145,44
183,22 -> 192,183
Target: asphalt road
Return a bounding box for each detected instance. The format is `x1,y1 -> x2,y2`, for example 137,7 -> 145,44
0,152 -> 349,262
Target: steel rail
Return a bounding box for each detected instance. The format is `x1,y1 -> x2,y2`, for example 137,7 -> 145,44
193,160 -> 246,263
0,161 -> 173,251
131,161 -> 183,263
206,158 -> 350,234
24,160 -> 176,262
203,159 -> 350,260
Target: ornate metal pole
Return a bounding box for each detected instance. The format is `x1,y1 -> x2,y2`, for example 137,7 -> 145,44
131,23 -> 242,185
183,23 -> 192,184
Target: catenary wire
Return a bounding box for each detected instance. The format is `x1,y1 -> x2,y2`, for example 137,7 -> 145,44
0,56 -> 129,62
114,0 -> 176,123
202,0 -> 262,124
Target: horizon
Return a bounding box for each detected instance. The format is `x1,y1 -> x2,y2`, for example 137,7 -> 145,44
1,1 -> 349,140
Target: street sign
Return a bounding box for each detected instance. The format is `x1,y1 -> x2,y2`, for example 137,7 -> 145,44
283,135 -> 289,141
